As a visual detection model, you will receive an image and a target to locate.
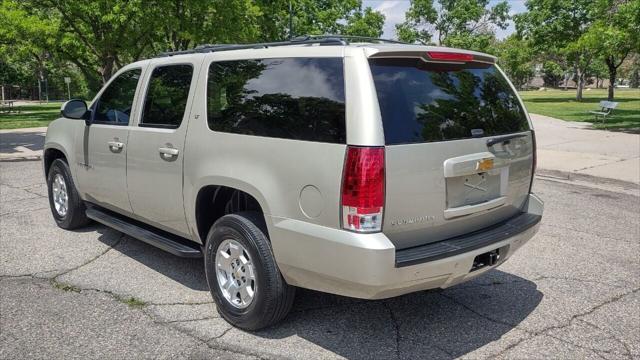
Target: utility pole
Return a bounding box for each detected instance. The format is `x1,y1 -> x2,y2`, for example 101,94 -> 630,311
288,0 -> 293,39
64,77 -> 71,99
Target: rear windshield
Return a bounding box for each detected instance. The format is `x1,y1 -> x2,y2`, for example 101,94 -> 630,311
369,58 -> 529,145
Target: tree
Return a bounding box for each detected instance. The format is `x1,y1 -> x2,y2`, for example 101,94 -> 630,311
541,60 -> 565,88
395,0 -> 510,53
342,7 -> 385,37
15,0 -> 157,86
516,0 -> 596,101
47,0 -> 383,76
3,0 -> 384,96
587,60 -> 608,88
580,0 -> 640,100
254,0 -> 384,40
148,0 -> 262,52
0,1 -> 76,100
621,54 -> 640,88
495,35 -> 534,90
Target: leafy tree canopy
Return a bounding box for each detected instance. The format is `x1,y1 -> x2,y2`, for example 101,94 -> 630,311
0,0 -> 384,97
396,0 -> 510,52
516,0 -> 639,99
494,35 -> 534,89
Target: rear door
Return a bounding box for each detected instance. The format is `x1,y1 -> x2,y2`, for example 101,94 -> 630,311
369,55 -> 534,249
126,61 -> 198,237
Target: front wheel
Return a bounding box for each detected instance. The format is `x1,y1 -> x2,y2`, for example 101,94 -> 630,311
204,212 -> 295,330
47,158 -> 90,230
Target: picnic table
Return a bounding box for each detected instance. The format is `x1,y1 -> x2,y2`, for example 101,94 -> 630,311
1,100 -> 18,113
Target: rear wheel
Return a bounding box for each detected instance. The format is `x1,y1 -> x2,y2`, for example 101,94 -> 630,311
47,158 -> 90,229
204,212 -> 295,330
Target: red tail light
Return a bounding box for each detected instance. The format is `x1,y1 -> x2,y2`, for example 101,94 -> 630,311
427,51 -> 474,62
341,146 -> 385,232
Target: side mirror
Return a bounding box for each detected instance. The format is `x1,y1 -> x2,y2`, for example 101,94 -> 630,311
61,100 -> 89,122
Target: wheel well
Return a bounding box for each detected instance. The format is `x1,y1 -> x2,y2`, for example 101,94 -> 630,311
195,186 -> 265,243
44,148 -> 66,176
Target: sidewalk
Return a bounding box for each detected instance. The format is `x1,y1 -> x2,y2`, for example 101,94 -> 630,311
531,114 -> 640,185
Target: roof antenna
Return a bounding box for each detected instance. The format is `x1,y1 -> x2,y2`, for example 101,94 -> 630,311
288,0 -> 294,40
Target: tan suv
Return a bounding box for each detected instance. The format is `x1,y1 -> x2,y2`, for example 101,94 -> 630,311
44,36 -> 543,330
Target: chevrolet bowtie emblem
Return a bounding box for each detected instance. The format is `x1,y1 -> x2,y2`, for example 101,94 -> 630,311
476,158 -> 494,171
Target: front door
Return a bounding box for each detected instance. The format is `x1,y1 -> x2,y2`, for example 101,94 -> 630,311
75,68 -> 143,213
126,62 -> 197,237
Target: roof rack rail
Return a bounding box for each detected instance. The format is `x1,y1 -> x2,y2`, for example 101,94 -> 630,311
154,35 -> 412,58
155,37 -> 347,58
292,34 -> 410,45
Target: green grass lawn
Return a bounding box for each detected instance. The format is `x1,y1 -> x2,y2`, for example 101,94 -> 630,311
519,88 -> 640,131
0,102 -> 62,130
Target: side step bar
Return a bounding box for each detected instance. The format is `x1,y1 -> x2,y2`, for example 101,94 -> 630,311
86,205 -> 202,258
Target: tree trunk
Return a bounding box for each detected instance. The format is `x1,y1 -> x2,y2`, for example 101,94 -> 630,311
575,64 -> 584,101
576,73 -> 584,101
606,57 -> 616,101
100,56 -> 116,85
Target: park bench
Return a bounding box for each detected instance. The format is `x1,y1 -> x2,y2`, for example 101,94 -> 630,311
589,100 -> 618,123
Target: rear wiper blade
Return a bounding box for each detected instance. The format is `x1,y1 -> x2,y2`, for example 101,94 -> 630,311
486,133 -> 527,147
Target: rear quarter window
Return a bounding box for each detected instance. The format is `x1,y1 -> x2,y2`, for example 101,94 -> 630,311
207,57 -> 346,143
369,58 -> 529,145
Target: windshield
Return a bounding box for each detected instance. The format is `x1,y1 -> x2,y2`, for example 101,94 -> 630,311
369,58 -> 529,145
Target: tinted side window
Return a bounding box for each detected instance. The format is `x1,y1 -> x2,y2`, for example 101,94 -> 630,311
207,58 -> 345,143
141,65 -> 193,128
369,58 -> 529,145
93,69 -> 141,124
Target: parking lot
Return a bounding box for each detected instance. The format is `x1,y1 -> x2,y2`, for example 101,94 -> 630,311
1,159 -> 638,359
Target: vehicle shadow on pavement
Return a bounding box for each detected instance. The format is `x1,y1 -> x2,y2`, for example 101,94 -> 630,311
92,227 -> 541,358
255,271 -> 542,359
93,228 -> 209,292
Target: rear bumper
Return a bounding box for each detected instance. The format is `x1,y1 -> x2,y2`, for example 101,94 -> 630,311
269,194 -> 543,299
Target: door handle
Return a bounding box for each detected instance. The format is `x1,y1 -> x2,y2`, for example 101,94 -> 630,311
159,147 -> 179,158
107,141 -> 124,152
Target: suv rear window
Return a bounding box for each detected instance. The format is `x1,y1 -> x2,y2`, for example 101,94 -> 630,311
207,58 -> 345,143
369,58 -> 529,145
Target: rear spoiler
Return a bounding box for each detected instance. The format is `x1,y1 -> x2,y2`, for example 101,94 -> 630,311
368,49 -> 496,65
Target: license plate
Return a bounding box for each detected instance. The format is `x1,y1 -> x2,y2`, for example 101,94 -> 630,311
445,168 -> 506,209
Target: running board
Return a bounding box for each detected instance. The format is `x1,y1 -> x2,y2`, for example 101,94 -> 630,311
85,205 -> 202,258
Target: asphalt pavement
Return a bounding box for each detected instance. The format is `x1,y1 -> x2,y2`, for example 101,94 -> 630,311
1,160 -> 638,359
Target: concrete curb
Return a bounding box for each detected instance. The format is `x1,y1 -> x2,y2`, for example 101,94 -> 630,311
536,168 -> 639,190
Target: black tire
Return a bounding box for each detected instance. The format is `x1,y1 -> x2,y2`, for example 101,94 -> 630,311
204,211 -> 295,330
47,158 -> 90,230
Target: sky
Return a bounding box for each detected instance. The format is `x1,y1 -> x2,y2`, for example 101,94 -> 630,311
362,0 -> 528,40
